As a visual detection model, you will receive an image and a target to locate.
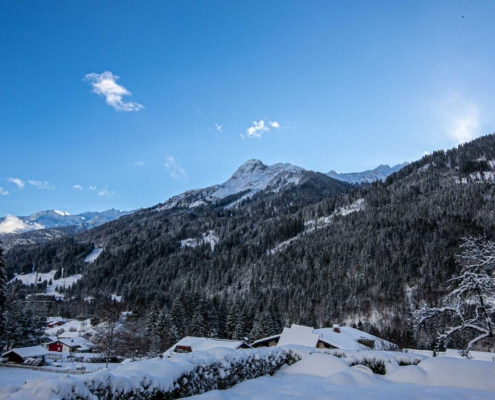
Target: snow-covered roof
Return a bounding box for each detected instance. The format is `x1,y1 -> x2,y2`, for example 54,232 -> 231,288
253,324 -> 395,351
2,346 -> 50,359
277,324 -> 320,347
314,326 -> 393,351
165,337 -> 251,355
47,316 -> 65,323
58,331 -> 81,339
51,337 -> 94,349
251,334 -> 281,346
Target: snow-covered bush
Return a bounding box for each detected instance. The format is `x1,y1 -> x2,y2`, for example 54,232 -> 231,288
284,346 -> 425,375
3,347 -> 300,400
22,357 -> 45,367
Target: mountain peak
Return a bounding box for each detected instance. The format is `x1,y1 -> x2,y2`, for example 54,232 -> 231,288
232,159 -> 268,178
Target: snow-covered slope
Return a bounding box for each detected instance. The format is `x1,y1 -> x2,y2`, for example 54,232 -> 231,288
157,159 -> 306,210
8,270 -> 82,299
327,162 -> 409,184
0,208 -> 132,235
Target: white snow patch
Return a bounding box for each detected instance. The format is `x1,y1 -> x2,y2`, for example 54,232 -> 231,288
84,248 -> 103,263
9,270 -> 82,298
181,231 -> 219,252
53,210 -> 70,216
189,200 -> 207,208
111,294 -> 122,302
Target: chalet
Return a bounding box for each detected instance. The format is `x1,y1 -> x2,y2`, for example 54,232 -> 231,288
2,346 -> 50,364
47,320 -> 65,328
252,324 -> 396,351
46,337 -> 94,353
47,316 -> 66,328
165,336 -> 252,356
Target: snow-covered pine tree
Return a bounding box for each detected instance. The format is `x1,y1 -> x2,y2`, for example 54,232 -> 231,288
190,305 -> 207,337
225,303 -> 240,340
146,300 -> 163,357
2,300 -> 46,350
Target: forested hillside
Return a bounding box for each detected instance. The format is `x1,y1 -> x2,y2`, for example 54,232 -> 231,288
5,134 -> 495,349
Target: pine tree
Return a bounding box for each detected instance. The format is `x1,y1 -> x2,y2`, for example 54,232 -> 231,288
170,297 -> 186,339
146,300 -> 163,356
3,300 -> 47,350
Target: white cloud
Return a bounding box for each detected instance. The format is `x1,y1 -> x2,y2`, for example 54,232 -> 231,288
0,187 -> 9,196
425,151 -> 430,155
215,124 -> 223,132
73,184 -> 83,190
241,119 -> 281,139
0,215 -> 43,234
165,155 -> 188,181
7,177 -> 25,189
28,180 -> 55,190
133,161 -> 145,166
98,187 -> 115,197
84,71 -> 144,112
89,185 -> 97,190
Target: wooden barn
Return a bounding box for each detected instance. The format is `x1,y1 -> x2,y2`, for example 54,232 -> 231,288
2,346 -> 50,364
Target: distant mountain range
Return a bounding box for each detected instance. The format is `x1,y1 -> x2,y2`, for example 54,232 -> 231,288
327,162 -> 409,184
0,208 -> 132,235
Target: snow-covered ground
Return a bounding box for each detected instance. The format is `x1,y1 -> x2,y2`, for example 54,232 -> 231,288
9,271 -> 82,298
1,347 -> 493,399
190,353 -> 495,399
406,348 -> 495,363
84,248 -> 103,263
0,368 -> 57,388
181,230 -> 219,252
45,318 -> 93,336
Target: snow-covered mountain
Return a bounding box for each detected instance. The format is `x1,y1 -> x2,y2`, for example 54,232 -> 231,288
156,159 -> 306,210
327,162 -> 409,184
156,159 -> 410,210
0,208 -> 132,235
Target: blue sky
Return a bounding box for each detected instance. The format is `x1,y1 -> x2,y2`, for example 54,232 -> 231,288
1,0 -> 495,216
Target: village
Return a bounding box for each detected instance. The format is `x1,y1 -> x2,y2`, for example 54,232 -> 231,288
2,314 -> 494,380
